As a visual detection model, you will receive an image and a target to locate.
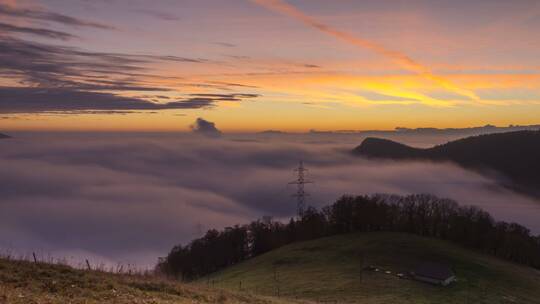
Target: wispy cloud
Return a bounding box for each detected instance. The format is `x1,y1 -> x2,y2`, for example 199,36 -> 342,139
357,90 -> 419,102
214,42 -> 236,48
477,88 -> 540,102
0,3 -> 114,30
133,8 -> 180,21
0,35 -> 260,113
0,37 -> 168,90
0,22 -> 77,40
249,0 -> 479,102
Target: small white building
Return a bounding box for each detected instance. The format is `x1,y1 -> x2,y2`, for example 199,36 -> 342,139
412,262 -> 456,286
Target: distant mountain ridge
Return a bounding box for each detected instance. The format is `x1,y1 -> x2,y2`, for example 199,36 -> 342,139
353,130 -> 540,197
0,133 -> 11,139
312,124 -> 540,136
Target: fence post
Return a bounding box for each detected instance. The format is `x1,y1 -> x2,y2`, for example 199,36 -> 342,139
359,251 -> 364,283
86,259 -> 91,271
32,252 -> 37,263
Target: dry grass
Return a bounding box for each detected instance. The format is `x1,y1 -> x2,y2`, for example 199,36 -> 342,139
0,258 -> 305,304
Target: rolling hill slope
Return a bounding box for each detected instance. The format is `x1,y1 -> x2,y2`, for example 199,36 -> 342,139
202,232 -> 540,304
0,258 -> 302,304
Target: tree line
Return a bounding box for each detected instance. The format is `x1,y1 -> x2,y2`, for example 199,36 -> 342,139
157,193 -> 540,280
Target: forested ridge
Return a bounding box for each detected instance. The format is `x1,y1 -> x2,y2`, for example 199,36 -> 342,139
353,130 -> 540,197
158,194 -> 540,281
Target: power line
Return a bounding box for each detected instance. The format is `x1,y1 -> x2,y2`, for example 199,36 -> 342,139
289,161 -> 313,217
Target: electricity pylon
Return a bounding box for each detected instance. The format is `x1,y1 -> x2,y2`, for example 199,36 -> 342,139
289,161 -> 313,217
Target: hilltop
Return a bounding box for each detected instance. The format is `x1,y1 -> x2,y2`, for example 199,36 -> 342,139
202,232 -> 540,304
0,258 -> 302,304
353,130 -> 540,197
0,133 -> 10,139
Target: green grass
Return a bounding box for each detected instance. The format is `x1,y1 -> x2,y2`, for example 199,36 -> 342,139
0,258 -> 305,304
5,233 -> 539,304
200,232 -> 540,304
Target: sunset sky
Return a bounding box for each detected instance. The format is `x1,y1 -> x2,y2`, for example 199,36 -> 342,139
1,0 -> 540,131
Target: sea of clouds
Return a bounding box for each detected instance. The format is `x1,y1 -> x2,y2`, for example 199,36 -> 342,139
1,130 -> 539,268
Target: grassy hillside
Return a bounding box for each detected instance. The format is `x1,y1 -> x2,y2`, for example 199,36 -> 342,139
201,232 -> 540,304
0,258 -> 303,304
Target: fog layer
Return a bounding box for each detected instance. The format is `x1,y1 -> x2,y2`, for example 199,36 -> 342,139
1,132 -> 539,268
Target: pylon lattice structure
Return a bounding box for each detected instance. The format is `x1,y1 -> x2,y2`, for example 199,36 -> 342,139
289,161 -> 313,217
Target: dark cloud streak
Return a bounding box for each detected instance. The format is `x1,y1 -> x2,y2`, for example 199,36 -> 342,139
214,42 -> 236,48
0,22 -> 77,40
133,9 -> 181,21
189,93 -> 260,101
0,3 -> 114,30
0,87 -> 244,113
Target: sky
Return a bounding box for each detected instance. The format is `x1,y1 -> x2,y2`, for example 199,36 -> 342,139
1,0 -> 540,131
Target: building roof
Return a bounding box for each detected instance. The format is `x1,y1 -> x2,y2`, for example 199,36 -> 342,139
413,262 -> 454,281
